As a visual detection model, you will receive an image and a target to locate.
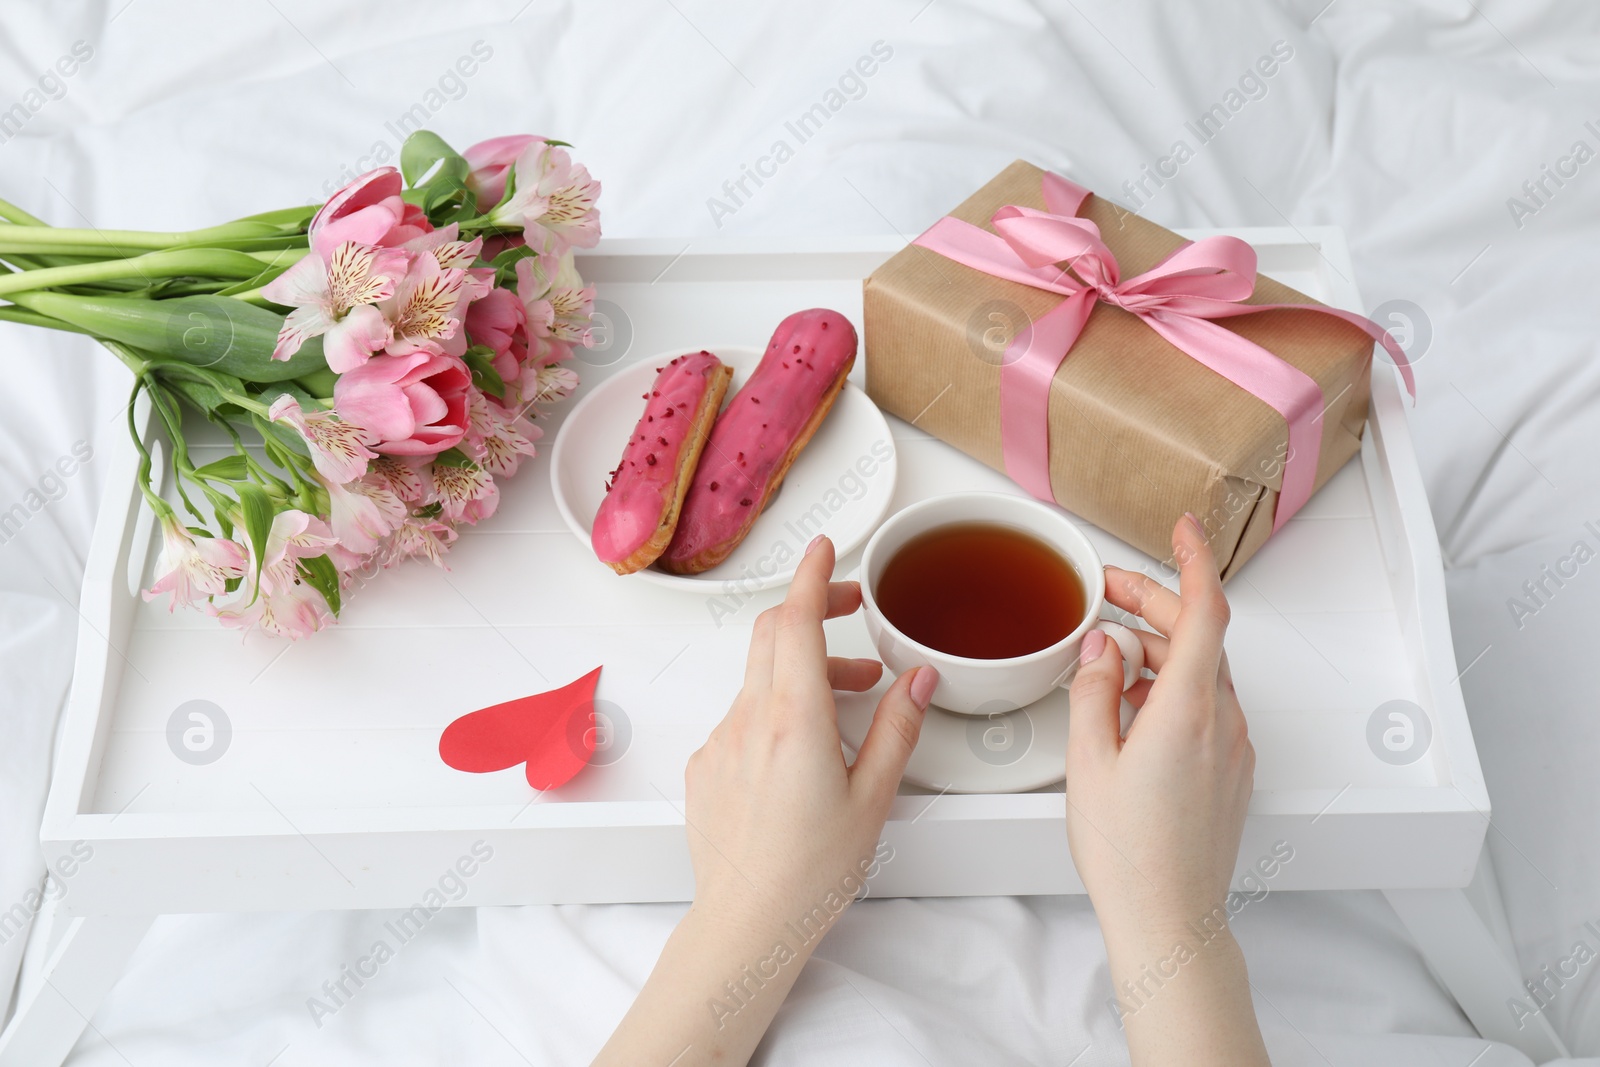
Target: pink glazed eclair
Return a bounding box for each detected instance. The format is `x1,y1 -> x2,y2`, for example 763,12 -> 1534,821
659,309 -> 858,575
591,351 -> 733,575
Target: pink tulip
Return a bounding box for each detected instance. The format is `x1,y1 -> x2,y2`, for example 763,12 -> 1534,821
465,288 -> 528,384
391,201 -> 434,245
334,350 -> 471,456
310,168 -> 405,259
479,231 -> 524,263
313,169 -> 404,234
463,134 -> 542,207
308,168 -> 431,257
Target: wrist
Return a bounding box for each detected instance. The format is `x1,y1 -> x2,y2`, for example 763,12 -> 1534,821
688,882 -> 848,965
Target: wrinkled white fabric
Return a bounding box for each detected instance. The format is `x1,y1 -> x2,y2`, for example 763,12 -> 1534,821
0,1 -> 1595,1063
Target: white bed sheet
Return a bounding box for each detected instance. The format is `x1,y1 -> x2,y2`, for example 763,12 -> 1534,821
0,0 -> 1596,1063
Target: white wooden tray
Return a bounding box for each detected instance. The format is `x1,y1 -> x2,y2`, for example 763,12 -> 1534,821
42,231 -> 1488,912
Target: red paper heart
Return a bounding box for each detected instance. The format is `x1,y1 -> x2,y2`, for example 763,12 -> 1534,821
438,666 -> 603,790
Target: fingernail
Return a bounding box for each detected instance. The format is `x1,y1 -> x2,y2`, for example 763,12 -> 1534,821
909,666 -> 939,710
1080,629 -> 1106,666
1184,511 -> 1205,537
805,534 -> 825,556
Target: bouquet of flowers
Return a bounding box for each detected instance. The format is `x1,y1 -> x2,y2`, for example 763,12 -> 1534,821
0,131 -> 600,638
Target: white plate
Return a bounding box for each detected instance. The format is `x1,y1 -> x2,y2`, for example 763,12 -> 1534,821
829,587 -> 1136,794
550,345 -> 897,592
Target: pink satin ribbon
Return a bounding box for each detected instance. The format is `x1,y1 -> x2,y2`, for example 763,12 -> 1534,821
912,172 -> 1416,530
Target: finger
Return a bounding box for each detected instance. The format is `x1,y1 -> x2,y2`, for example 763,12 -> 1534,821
743,606 -> 779,691
850,666 -> 936,810
1124,676 -> 1155,710
1167,514 -> 1231,678
827,656 -> 884,692
772,535 -> 835,698
1133,628 -> 1170,675
1104,566 -> 1181,637
825,580 -> 863,620
745,579 -> 858,693
1067,629 -> 1125,762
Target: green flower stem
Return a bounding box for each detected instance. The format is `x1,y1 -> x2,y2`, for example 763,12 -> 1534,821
0,197 -> 47,227
100,339 -> 150,378
207,413 -> 292,497
0,305 -> 94,335
151,361 -> 271,417
144,380 -> 206,523
0,248 -> 302,298
0,219 -> 296,256
125,377 -> 175,524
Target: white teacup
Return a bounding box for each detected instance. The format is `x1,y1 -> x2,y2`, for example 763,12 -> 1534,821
858,492 -> 1144,715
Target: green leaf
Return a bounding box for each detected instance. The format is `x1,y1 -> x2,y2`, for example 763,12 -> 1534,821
490,242 -> 537,287
297,554 -> 342,616
234,482 -> 275,585
193,455 -> 249,481
399,130 -> 479,222
461,344 -> 505,398
228,203 -> 318,230
422,161 -> 472,214
400,130 -> 462,186
9,292 -> 327,382
431,447 -> 478,470
543,139 -> 573,148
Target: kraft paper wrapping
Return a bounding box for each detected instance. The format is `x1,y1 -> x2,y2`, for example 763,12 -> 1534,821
863,160 -> 1375,579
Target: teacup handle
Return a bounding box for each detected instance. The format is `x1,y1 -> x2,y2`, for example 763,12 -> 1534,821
1055,618 -> 1145,693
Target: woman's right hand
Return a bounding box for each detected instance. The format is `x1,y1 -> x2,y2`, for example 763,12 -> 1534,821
1064,515 -> 1268,1066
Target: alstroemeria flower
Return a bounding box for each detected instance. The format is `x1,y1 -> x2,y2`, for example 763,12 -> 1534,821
268,395 -> 378,484
263,241 -> 405,367
366,454 -> 428,504
486,141 -> 600,253
143,514 -> 248,610
516,251 -> 593,346
333,350 -> 472,456
463,134 -> 541,207
520,361 -> 580,406
324,474 -> 407,553
405,225 -> 493,299
386,516 -> 458,568
213,511 -> 340,639
381,252 -> 470,357
426,462 -> 499,524
477,397 -> 542,477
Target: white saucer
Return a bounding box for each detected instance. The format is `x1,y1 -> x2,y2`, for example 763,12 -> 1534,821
550,345 -> 897,592
828,602 -> 1137,794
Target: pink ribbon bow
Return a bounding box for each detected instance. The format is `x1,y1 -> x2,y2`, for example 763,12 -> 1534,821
913,172 -> 1416,531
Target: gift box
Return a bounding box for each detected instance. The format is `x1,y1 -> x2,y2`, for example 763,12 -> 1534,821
863,160 -> 1409,578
